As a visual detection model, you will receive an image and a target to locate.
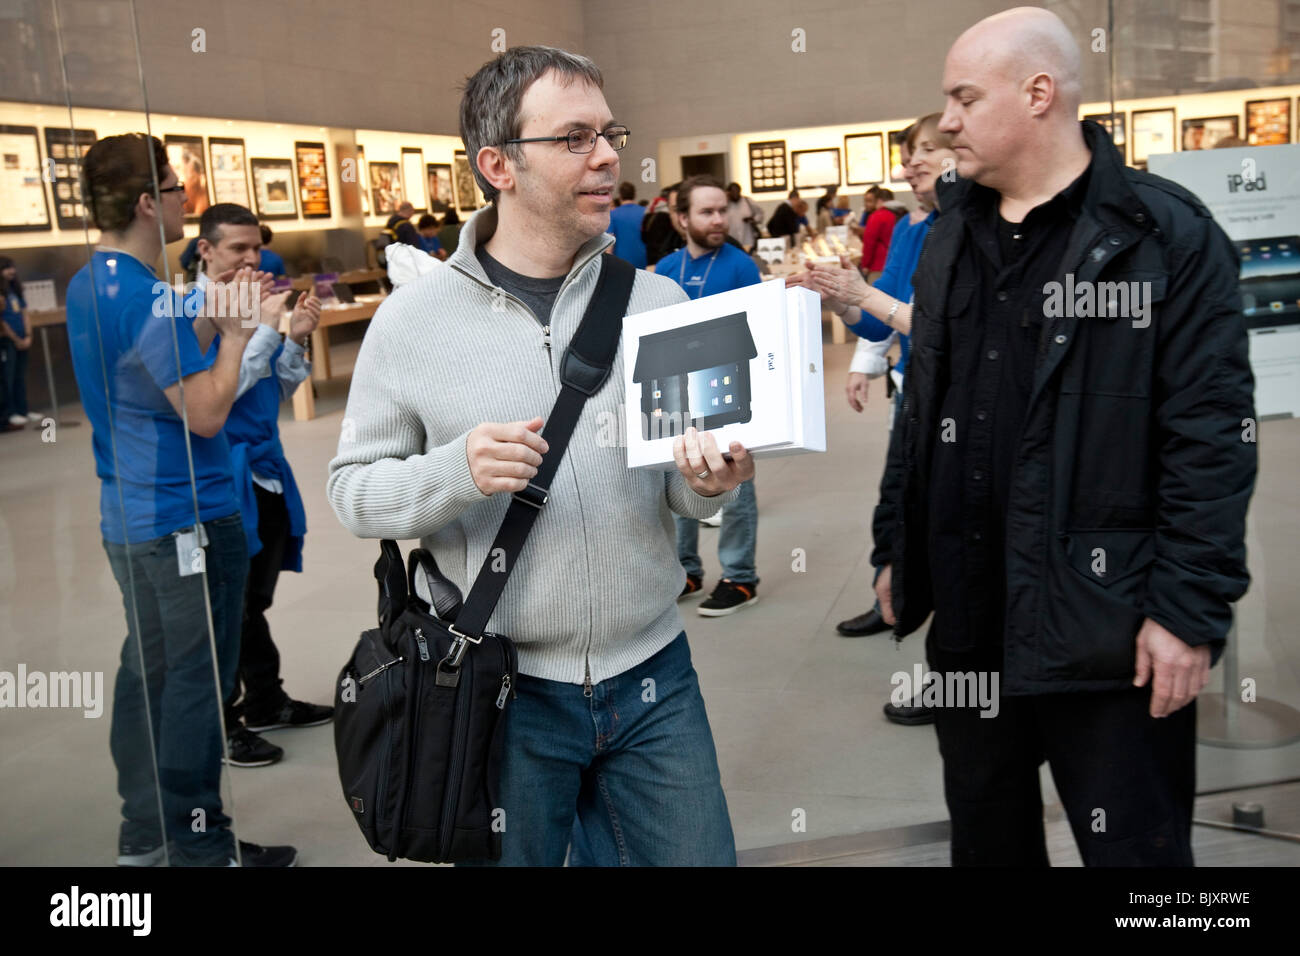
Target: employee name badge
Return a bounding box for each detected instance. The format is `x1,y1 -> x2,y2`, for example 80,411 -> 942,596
174,524 -> 210,577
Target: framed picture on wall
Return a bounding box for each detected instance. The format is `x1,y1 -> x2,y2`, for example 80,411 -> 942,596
427,163 -> 453,212
790,148 -> 841,189
164,134 -> 210,219
453,150 -> 480,210
1084,112 -> 1127,162
294,141 -> 331,218
249,157 -> 298,219
1181,116 -> 1240,151
887,130 -> 908,182
369,161 -> 402,215
844,132 -> 885,186
356,145 -> 370,216
44,126 -> 95,228
0,125 -> 51,231
747,140 -> 788,193
1131,108 -> 1176,166
401,147 -> 427,212
1246,98 -> 1290,146
208,136 -> 250,206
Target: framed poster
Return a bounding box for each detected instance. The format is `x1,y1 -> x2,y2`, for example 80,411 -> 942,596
294,141 -> 331,218
1084,111 -> 1127,162
747,140 -> 787,193
790,148 -> 840,189
1181,116 -> 1239,151
1246,98 -> 1291,146
453,150 -> 480,210
250,157 -> 298,219
163,134 -> 210,219
887,130 -> 908,182
369,161 -> 401,215
1131,108 -> 1176,166
844,132 -> 885,186
44,127 -> 95,228
0,125 -> 51,231
207,136 -> 250,206
401,147 -> 426,212
356,145 -> 370,216
427,162 -> 453,212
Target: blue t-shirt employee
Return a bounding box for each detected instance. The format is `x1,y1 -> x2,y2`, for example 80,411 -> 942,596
65,132 -> 296,868
654,175 -> 763,618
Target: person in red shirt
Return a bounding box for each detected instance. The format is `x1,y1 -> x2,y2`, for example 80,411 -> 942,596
858,185 -> 899,281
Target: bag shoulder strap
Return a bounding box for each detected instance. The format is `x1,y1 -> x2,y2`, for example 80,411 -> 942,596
452,253 -> 635,640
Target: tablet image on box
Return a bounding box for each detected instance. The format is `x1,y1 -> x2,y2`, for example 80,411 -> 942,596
634,311 -> 756,438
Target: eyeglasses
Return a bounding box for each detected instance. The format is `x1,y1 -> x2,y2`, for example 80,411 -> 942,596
504,126 -> 630,154
158,183 -> 187,195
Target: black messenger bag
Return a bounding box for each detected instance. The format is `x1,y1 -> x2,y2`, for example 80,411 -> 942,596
333,254 -> 636,863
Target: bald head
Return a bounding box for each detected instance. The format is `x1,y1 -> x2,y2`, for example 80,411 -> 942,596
951,7 -> 1082,113
938,7 -> 1090,193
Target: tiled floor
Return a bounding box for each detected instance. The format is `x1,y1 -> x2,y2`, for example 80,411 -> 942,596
1,328 -> 1298,866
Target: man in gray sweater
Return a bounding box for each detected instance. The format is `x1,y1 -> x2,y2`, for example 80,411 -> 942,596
327,46 -> 754,866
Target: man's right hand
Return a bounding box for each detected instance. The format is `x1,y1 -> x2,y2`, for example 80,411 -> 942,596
467,417 -> 550,495
208,266 -> 259,342
845,372 -> 869,412
875,564 -> 895,626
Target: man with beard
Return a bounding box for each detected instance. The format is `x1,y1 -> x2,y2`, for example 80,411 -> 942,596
655,176 -> 763,616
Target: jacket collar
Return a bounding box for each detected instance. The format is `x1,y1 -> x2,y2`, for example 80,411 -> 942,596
933,120 -> 1153,236
448,204 -> 615,289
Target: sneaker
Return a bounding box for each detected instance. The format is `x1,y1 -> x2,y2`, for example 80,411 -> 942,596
698,579 -> 758,617
678,573 -> 704,600
117,841 -> 167,867
26,412 -> 41,423
232,840 -> 298,867
243,698 -> 335,732
701,509 -> 723,528
7,415 -> 26,427
224,726 -> 284,767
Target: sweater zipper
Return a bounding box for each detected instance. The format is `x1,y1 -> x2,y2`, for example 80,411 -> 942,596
583,657 -> 593,698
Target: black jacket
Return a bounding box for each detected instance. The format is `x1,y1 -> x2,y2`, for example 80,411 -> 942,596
872,120 -> 1257,694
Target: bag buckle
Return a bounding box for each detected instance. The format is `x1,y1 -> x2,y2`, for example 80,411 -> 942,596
512,481 -> 549,509
438,623 -> 482,681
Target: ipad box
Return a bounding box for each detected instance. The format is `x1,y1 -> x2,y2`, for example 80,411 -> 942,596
622,278 -> 826,469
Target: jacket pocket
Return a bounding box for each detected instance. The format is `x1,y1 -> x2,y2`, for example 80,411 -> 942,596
1062,528 -> 1156,588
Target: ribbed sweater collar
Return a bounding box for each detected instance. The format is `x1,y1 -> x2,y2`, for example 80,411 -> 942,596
448,204 -> 615,290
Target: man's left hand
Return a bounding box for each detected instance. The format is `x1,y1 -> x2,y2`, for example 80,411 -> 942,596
1133,617 -> 1212,718
672,426 -> 754,496
289,293 -> 322,345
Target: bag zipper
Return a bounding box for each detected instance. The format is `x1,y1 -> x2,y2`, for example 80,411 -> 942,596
439,663 -> 473,860
394,633 -> 426,856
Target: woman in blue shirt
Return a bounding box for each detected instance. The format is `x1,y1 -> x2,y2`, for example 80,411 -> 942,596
0,257 -> 34,428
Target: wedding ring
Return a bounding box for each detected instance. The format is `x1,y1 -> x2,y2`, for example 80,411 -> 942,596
697,470 -> 710,479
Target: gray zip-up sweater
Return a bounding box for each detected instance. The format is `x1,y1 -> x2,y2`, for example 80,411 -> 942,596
327,206 -> 738,684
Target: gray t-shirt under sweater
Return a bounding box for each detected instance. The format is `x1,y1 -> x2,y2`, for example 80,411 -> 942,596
476,245 -> 565,326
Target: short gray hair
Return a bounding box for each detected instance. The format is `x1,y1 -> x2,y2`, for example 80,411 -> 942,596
459,46 -> 604,204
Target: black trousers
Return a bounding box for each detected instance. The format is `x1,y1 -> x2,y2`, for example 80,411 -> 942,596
224,484 -> 290,725
928,638 -> 1196,867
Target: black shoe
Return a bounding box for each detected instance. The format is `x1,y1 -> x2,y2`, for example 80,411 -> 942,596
678,573 -> 704,600
836,608 -> 891,637
243,698 -> 335,732
883,696 -> 935,726
117,840 -> 167,867
698,579 -> 759,617
224,727 -> 284,767
233,840 -> 298,867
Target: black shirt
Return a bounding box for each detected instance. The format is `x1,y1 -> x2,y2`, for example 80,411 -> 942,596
385,214 -> 422,248
475,245 -> 565,326
927,166 -> 1091,650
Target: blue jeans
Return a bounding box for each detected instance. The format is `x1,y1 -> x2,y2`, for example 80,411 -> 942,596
0,337 -> 28,417
103,512 -> 247,864
464,632 -> 735,866
675,479 -> 758,585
